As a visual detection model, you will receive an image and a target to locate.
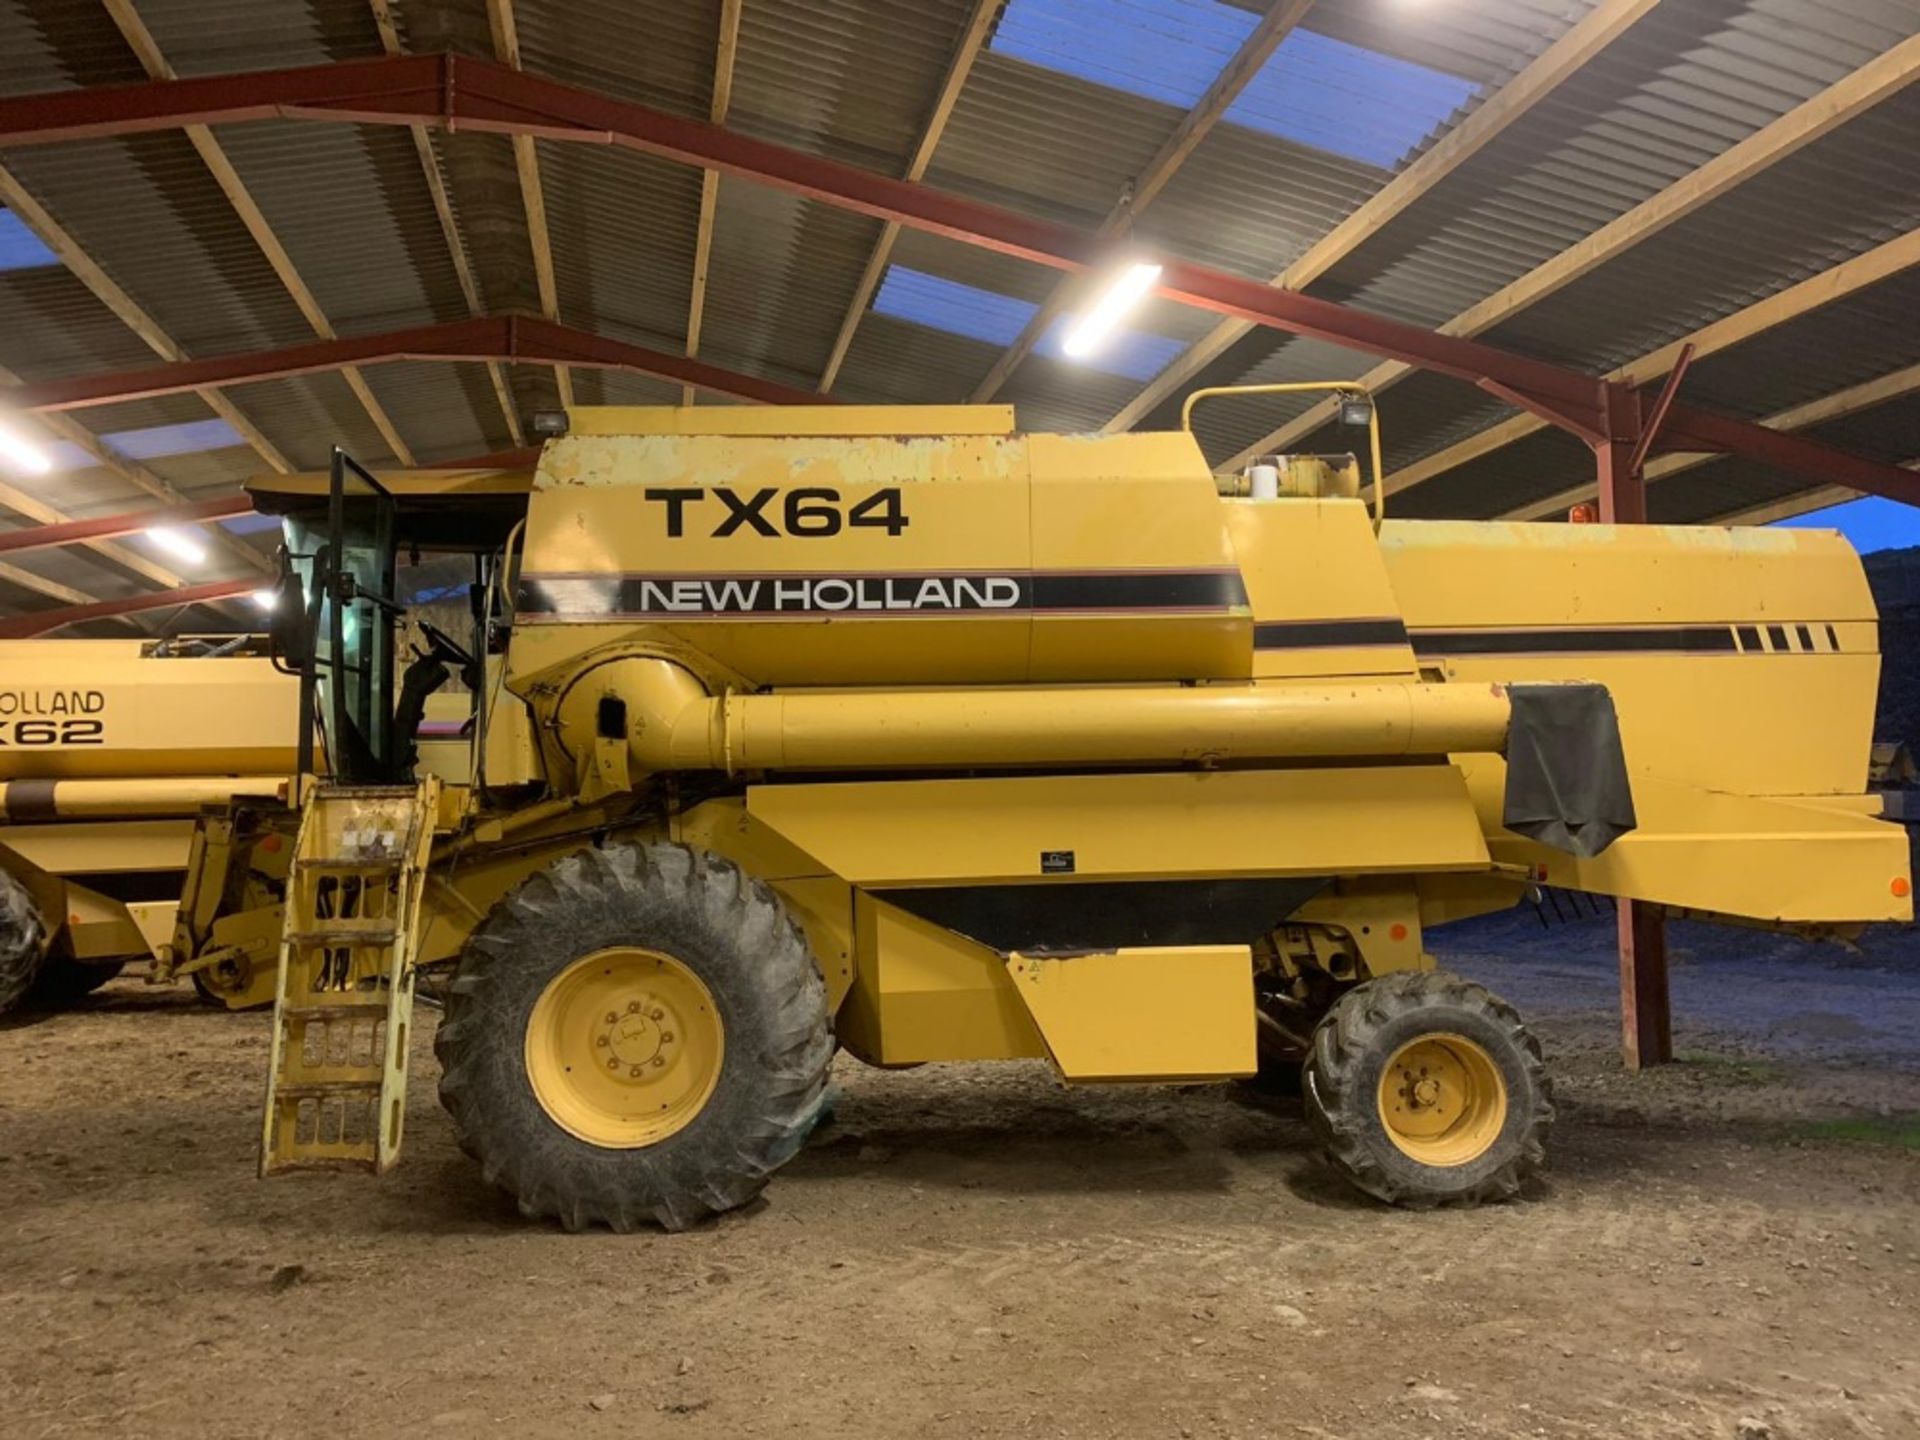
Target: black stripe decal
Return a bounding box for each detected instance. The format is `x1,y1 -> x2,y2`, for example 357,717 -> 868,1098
1411,627 -> 1740,655
1030,571 -> 1248,612
516,570 -> 1248,619
873,877 -> 1328,953
1254,618 -> 1409,651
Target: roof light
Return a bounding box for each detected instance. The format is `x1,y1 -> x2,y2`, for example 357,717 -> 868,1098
145,526 -> 208,565
0,419 -> 53,476
1061,262 -> 1163,361
251,588 -> 279,611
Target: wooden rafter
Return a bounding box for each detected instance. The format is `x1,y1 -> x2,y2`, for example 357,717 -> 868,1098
1506,361 -> 1920,521
368,0 -> 523,447
1223,29 -> 1920,471
1384,224 -> 1920,498
1100,0 -> 1666,436
816,0 -> 1005,395
486,0 -> 573,410
970,0 -> 1315,403
100,0 -> 416,465
682,0 -> 745,405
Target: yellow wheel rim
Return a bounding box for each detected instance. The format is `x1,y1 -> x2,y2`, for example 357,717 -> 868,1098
524,947 -> 724,1148
1376,1032 -> 1508,1168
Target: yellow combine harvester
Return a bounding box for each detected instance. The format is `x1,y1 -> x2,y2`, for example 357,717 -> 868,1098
0,397 -> 1907,1224
0,636 -> 299,1011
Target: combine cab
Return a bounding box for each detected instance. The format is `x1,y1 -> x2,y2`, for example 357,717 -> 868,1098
6,397 -> 1907,1221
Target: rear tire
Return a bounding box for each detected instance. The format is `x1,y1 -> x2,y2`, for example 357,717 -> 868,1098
1304,970 -> 1551,1207
435,842 -> 832,1231
0,868 -> 51,1016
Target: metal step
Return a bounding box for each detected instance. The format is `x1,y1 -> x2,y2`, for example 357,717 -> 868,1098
261,779 -> 439,1177
285,926 -> 400,945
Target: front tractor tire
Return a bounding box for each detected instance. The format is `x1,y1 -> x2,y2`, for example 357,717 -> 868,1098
435,843 -> 833,1232
1304,970 -> 1552,1208
0,867 -> 52,1016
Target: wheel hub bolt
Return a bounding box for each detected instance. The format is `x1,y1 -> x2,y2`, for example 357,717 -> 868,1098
606,1057 -> 620,1070
627,1000 -> 642,1013
604,1012 -> 618,1025
629,1065 -> 644,1078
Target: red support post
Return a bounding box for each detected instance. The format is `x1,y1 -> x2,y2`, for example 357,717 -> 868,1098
1618,901 -> 1673,1071
1592,380 -> 1673,1068
1594,382 -> 1647,524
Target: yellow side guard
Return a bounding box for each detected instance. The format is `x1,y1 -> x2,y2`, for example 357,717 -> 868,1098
260,780 -> 439,1176
1004,945 -> 1257,1082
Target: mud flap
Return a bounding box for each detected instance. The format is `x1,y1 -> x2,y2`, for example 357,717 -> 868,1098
1502,682 -> 1637,858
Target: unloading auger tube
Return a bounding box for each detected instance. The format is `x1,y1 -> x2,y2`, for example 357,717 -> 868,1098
554,658 -> 1636,858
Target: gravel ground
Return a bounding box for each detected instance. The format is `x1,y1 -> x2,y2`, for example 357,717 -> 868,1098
1,913 -> 1916,1440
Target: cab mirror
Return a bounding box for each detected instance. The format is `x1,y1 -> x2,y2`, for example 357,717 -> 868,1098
266,558 -> 313,668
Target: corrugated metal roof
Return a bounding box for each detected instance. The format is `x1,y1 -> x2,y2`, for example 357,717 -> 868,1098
837,312 -> 1003,405
1176,0 -> 1920,464
222,370 -> 393,472
0,2 -> 147,94
0,263 -> 162,379
577,368 -> 683,407
1676,269 -> 1920,419
2,0 -> 1920,627
928,54 -> 1182,229
211,119 -> 469,332
0,134 -> 316,356
730,0 -> 979,166
541,141 -> 701,349
1478,86 -> 1920,371
126,0 -> 381,75
699,184 -> 876,388
358,360 -> 499,463
512,0 -> 715,116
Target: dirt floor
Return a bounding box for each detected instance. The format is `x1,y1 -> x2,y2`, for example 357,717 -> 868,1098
3,912 -> 1918,1440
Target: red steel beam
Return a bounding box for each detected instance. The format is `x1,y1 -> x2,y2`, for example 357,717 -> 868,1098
1656,399 -> 1920,506
1,55 -> 1915,503
0,493 -> 255,557
9,315 -> 825,412
0,578 -> 257,638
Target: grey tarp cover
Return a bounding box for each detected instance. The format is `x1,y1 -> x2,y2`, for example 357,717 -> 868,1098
1501,683 -> 1637,858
